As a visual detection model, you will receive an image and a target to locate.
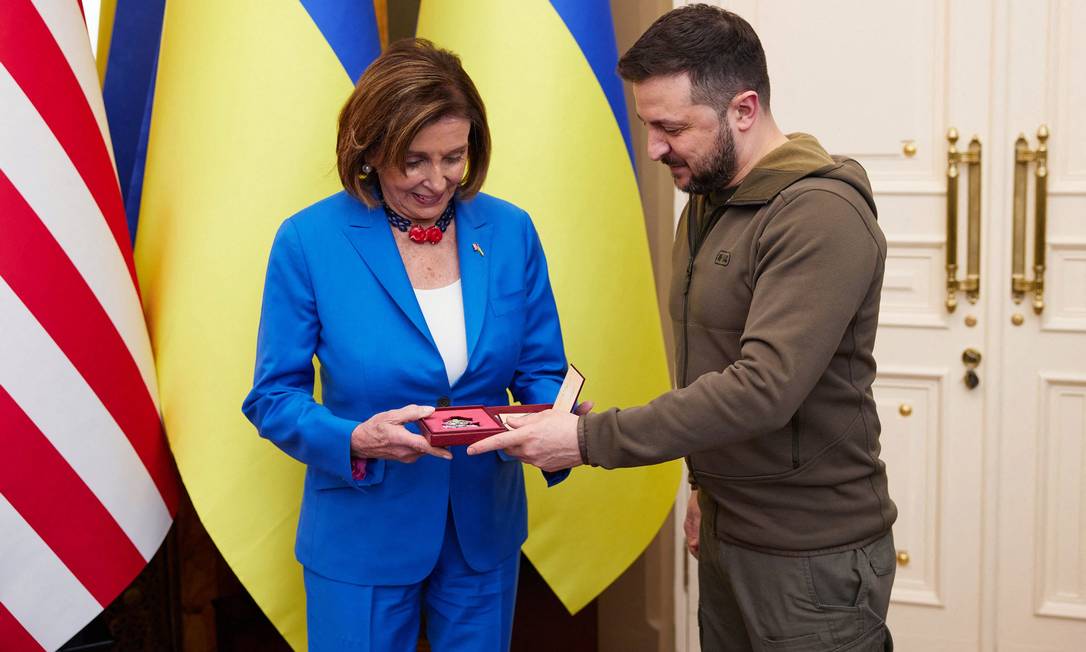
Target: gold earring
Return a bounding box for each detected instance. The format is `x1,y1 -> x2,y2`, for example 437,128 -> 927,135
359,164 -> 373,180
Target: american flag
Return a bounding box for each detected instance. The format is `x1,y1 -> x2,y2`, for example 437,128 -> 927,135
0,2 -> 178,650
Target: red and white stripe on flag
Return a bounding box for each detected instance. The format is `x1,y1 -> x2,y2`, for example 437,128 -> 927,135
0,2 -> 178,650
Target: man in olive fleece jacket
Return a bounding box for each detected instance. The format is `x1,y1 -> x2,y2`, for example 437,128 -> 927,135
469,5 -> 897,650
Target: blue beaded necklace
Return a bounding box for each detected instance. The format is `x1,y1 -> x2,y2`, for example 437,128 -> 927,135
383,199 -> 455,244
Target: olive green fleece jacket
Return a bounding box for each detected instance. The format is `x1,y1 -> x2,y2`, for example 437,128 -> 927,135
579,134 -> 897,553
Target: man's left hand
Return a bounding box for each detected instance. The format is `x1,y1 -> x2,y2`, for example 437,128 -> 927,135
466,404 -> 590,472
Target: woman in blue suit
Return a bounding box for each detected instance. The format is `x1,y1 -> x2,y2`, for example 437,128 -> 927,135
242,39 -> 574,651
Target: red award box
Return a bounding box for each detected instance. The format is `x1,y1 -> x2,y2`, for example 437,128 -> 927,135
418,365 -> 585,447
419,404 -> 550,447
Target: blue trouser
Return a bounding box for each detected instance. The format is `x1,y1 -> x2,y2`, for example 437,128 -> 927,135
303,511 -> 520,652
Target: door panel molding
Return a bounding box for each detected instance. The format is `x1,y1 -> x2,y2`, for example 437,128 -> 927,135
1040,241 -> 1086,332
1048,1 -> 1086,192
874,369 -> 947,607
881,239 -> 952,329
754,0 -> 951,193
1035,374 -> 1086,621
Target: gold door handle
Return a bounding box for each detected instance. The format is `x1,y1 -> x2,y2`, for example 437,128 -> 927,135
1011,125 -> 1049,314
945,129 -> 982,312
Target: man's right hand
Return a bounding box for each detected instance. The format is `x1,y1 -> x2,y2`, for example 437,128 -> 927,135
684,490 -> 701,559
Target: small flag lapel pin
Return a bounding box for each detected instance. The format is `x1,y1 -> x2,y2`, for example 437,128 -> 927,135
472,243 -> 485,257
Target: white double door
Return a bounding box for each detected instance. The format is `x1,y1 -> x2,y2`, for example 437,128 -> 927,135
676,1 -> 1086,650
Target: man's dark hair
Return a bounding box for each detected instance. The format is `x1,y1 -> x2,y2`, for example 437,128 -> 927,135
617,4 -> 770,113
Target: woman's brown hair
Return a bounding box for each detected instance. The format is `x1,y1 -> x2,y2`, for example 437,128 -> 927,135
337,39 -> 491,206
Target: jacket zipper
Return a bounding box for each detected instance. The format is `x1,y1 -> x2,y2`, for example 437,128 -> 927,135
790,411 -> 801,469
680,259 -> 694,385
679,197 -> 702,388
681,198 -> 701,488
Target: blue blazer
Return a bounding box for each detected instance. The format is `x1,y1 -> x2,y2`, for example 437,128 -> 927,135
243,191 -> 568,586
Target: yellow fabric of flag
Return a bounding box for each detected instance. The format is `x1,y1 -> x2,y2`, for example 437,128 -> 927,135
94,0 -> 117,83
418,0 -> 680,614
133,1 -> 362,648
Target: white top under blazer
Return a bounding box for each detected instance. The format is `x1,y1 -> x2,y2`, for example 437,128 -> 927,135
413,279 -> 468,386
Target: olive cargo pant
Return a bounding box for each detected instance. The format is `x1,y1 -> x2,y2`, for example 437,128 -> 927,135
697,497 -> 895,651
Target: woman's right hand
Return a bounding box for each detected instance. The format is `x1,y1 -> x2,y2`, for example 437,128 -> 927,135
351,405 -> 453,462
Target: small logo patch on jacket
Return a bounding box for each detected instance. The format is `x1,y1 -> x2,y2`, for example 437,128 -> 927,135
715,250 -> 731,266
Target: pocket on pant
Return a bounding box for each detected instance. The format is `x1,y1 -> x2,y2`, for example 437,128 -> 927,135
805,553 -> 867,646
859,533 -> 896,636
807,550 -> 865,608
863,532 -> 897,577
760,631 -> 830,650
835,623 -> 891,652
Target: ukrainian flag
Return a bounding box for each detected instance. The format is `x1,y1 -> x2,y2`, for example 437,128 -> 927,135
418,1 -> 680,613
115,2 -> 381,648
97,0 -> 165,240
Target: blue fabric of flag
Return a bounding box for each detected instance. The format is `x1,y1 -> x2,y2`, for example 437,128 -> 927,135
299,0 -> 381,83
102,0 -> 381,243
101,0 -> 165,242
548,0 -> 633,163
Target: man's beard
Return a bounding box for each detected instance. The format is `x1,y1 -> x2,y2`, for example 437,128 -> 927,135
672,116 -> 738,195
